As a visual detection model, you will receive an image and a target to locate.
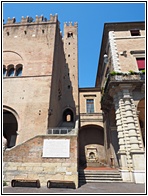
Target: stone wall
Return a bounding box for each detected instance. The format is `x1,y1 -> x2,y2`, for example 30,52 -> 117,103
3,134 -> 78,188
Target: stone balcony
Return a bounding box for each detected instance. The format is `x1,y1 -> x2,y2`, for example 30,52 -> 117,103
101,73 -> 145,107
110,74 -> 145,81
103,73 -> 145,95
80,113 -> 103,126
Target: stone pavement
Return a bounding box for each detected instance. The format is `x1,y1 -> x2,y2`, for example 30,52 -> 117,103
3,182 -> 145,194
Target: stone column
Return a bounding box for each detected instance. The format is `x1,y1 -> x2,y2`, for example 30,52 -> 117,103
113,92 -> 133,182
120,84 -> 145,183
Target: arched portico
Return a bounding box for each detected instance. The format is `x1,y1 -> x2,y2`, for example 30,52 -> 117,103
78,125 -> 106,168
3,107 -> 18,148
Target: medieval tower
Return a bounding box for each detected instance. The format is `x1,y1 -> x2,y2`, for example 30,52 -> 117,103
3,14 -> 79,187
3,15 -> 79,146
3,14 -> 145,188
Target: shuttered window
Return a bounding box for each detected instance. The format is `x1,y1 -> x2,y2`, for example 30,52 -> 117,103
136,58 -> 145,70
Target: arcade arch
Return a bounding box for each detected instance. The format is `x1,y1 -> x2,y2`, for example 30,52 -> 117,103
63,108 -> 74,122
3,108 -> 18,148
78,125 -> 106,168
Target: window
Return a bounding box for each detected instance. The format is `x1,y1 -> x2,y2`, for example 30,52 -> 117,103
86,99 -> 94,113
63,109 -> 73,122
130,29 -> 140,36
136,58 -> 145,70
67,32 -> 73,38
3,66 -> 6,77
15,67 -> 22,76
7,67 -> 14,77
4,64 -> 23,77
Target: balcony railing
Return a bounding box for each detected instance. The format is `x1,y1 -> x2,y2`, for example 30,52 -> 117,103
110,74 -> 145,81
103,72 -> 145,94
47,127 -> 75,134
80,112 -> 103,123
101,72 -> 145,104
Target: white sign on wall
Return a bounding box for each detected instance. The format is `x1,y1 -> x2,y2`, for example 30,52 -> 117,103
42,139 -> 70,158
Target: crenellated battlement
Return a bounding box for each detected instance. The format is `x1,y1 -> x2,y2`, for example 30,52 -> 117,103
64,22 -> 78,27
4,14 -> 58,25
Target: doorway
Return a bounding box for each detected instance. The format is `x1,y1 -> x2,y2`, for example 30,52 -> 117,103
3,110 -> 18,148
78,125 -> 106,168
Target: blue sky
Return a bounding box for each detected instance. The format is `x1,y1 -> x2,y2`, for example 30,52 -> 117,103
3,2 -> 145,87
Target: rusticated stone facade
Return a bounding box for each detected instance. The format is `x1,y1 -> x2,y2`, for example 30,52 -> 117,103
96,22 -> 145,183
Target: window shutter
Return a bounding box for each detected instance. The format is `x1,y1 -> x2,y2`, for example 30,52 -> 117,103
136,58 -> 145,69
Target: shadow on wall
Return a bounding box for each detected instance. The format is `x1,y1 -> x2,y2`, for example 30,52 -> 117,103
78,125 -> 105,168
47,24 -> 77,129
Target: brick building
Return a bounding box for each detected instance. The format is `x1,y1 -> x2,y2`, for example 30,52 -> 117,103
95,22 -> 145,183
3,15 -> 145,187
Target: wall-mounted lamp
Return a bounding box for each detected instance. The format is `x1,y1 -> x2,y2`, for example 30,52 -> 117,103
103,54 -> 108,64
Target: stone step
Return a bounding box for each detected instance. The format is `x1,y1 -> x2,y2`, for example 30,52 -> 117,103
79,171 -> 120,174
79,175 -> 122,178
79,172 -> 121,175
79,169 -> 122,183
79,179 -> 123,183
79,176 -> 122,179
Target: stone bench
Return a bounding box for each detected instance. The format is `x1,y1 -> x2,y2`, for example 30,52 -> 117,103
47,180 -> 75,189
11,179 -> 40,188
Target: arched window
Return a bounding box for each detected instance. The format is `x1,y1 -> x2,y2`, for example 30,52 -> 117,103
67,32 -> 73,38
3,66 -> 7,77
15,64 -> 23,76
7,65 -> 15,77
63,108 -> 74,122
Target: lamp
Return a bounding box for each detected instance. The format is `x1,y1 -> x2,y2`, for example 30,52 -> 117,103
103,54 -> 108,64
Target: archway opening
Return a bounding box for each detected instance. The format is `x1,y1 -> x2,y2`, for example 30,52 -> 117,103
63,108 -> 74,122
137,98 -> 145,146
3,110 -> 18,148
78,125 -> 105,168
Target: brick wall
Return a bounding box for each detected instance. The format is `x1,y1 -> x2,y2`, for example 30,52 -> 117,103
3,135 -> 78,188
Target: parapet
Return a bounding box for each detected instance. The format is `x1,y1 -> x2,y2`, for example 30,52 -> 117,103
6,17 -> 16,24
4,14 -> 58,25
64,22 -> 78,27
